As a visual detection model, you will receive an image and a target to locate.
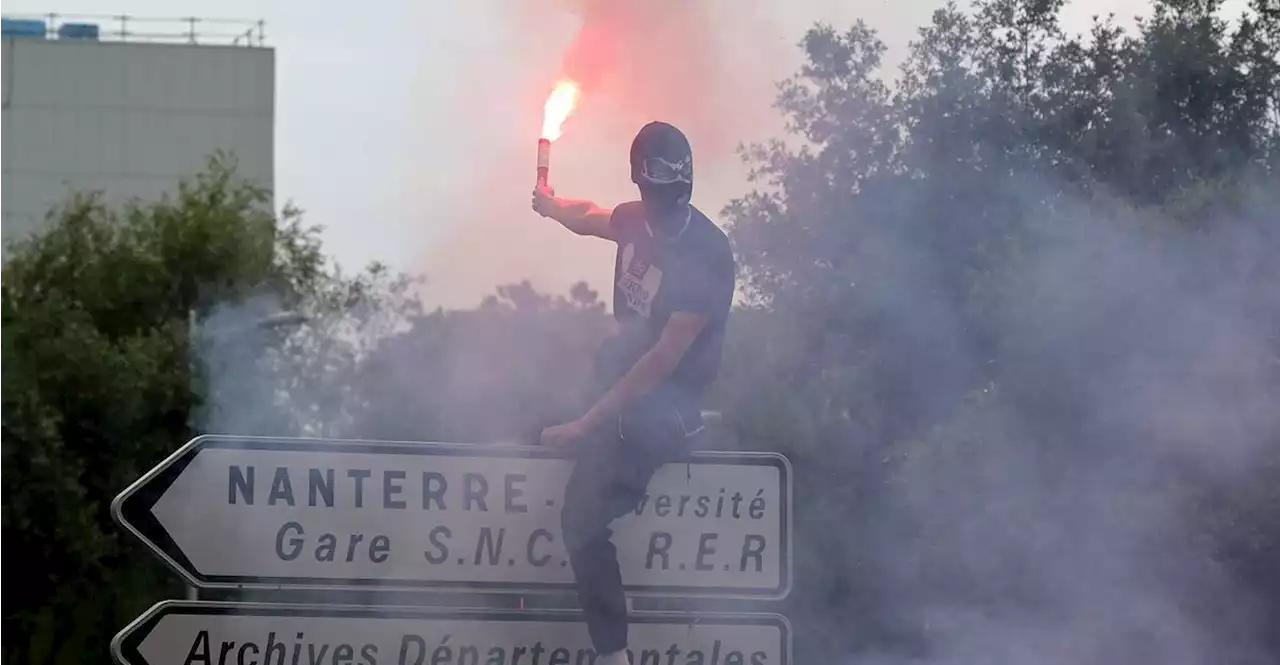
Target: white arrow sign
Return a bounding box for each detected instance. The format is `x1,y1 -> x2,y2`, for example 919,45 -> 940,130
113,435 -> 792,599
112,601 -> 792,665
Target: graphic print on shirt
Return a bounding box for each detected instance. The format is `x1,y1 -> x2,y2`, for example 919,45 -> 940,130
617,242 -> 663,318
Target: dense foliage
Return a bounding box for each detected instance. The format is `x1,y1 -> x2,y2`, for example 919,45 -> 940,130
1,156 -> 415,664
3,1 -> 1277,664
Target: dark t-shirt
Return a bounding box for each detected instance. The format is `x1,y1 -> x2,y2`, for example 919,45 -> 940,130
595,201 -> 736,403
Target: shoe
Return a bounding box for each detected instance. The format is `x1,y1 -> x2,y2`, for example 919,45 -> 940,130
597,650 -> 632,665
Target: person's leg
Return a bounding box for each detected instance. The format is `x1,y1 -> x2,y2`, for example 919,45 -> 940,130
560,433 -> 661,658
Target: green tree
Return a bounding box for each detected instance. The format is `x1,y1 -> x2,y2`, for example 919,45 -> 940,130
722,1 -> 1279,661
1,155 -> 412,665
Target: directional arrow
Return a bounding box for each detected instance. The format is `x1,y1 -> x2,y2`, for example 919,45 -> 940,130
112,601 -> 792,665
112,435 -> 792,598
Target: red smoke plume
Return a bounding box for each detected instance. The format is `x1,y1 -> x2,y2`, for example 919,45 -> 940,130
547,0 -> 737,157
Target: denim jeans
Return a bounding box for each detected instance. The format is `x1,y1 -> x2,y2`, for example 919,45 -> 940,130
559,388 -> 702,654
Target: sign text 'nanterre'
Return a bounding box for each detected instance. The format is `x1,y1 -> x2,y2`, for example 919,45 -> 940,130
112,436 -> 792,598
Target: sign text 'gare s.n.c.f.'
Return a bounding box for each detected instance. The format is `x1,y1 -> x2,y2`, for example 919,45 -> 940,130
112,436 -> 792,599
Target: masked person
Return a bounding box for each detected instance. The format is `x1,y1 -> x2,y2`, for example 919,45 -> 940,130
530,121 -> 736,665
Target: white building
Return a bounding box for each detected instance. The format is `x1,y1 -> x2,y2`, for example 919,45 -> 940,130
2,15 -> 274,247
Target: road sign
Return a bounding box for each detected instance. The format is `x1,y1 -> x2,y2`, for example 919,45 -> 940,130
113,435 -> 792,599
112,601 -> 792,665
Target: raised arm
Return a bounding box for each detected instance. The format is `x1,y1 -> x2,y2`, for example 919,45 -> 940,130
531,186 -> 616,241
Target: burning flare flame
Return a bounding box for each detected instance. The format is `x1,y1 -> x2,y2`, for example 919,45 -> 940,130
541,79 -> 580,141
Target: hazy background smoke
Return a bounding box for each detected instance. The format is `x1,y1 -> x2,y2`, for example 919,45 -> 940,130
189,1 -> 1278,664
409,0 -> 1213,309
410,0 -> 950,309
821,183 -> 1280,665
191,295 -> 294,436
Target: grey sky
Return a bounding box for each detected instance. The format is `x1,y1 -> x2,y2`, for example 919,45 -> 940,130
5,0 -> 1251,307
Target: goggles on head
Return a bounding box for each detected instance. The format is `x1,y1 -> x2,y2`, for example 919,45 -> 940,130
637,155 -> 693,185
